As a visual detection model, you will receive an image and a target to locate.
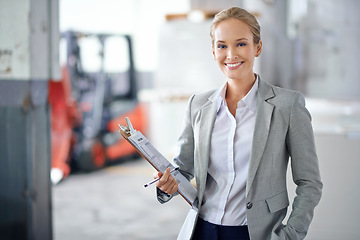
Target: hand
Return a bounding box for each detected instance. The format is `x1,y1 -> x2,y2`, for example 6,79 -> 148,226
154,167 -> 178,195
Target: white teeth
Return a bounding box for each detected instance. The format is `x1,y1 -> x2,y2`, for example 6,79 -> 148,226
227,62 -> 241,67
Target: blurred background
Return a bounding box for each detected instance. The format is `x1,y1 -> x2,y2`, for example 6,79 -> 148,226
0,0 -> 359,239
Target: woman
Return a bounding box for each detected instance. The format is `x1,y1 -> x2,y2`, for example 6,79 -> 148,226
155,7 -> 322,240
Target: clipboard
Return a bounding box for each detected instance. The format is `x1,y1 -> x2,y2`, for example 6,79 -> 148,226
118,117 -> 198,206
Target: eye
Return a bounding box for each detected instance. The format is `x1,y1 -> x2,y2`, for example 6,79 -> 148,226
217,44 -> 226,49
237,42 -> 247,47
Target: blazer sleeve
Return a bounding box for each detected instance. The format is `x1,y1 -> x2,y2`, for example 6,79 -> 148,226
156,95 -> 196,204
281,92 -> 323,239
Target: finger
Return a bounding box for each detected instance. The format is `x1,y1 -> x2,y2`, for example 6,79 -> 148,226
153,171 -> 161,179
159,176 -> 174,190
158,167 -> 170,185
156,168 -> 169,188
168,181 -> 178,195
159,175 -> 177,193
162,167 -> 171,180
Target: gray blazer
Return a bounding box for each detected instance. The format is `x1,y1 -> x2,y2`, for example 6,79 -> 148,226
158,77 -> 322,240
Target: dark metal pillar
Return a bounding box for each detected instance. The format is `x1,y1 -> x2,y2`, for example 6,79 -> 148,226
0,81 -> 52,240
0,0 -> 59,239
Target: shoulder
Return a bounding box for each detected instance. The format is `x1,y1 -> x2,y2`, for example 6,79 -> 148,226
187,89 -> 218,111
260,80 -> 312,128
261,80 -> 306,109
192,89 -> 217,101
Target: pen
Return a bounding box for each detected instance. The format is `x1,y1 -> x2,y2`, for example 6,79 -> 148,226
144,167 -> 179,188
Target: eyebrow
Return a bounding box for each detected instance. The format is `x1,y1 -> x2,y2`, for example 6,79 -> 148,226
216,38 -> 249,43
236,38 -> 248,41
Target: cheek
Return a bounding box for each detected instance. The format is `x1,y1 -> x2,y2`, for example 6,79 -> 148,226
214,51 -> 226,63
250,47 -> 258,58
242,49 -> 256,61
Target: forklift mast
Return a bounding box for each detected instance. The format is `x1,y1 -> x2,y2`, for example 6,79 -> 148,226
49,31 -> 147,183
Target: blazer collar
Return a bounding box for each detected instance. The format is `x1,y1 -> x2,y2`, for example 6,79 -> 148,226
203,75 -> 275,110
257,76 -> 276,102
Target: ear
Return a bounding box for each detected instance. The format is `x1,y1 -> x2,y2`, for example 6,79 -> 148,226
212,47 -> 216,60
255,40 -> 262,57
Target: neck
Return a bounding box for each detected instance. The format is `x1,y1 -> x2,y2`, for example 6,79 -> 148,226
226,73 -> 256,102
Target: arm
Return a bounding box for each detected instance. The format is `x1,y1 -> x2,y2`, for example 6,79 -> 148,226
281,93 -> 323,239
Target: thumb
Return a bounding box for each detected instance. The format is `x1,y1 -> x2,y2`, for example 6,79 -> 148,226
153,171 -> 162,179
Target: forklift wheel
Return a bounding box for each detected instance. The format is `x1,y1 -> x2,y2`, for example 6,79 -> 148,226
77,139 -> 107,172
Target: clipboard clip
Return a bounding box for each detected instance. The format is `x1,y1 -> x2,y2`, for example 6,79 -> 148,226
118,117 -> 137,136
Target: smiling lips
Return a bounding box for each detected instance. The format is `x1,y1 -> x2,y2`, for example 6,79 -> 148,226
225,61 -> 244,69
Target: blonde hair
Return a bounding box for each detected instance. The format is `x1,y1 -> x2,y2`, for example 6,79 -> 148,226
210,7 -> 261,48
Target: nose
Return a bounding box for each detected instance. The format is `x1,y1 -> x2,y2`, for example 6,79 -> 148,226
227,47 -> 238,60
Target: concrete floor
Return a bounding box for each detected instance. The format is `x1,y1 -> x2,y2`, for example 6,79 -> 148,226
52,159 -> 190,240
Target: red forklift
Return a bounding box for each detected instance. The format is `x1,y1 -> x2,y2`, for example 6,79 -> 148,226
48,31 -> 147,184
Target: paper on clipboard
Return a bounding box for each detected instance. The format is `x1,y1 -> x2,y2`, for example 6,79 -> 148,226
118,117 -> 198,206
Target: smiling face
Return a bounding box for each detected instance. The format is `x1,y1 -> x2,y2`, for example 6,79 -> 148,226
212,18 -> 262,82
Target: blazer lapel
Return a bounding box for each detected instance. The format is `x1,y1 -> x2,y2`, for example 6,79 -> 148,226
195,90 -> 219,197
246,79 -> 275,196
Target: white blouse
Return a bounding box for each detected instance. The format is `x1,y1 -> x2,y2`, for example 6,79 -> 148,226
199,77 -> 258,226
